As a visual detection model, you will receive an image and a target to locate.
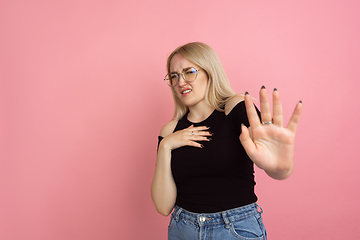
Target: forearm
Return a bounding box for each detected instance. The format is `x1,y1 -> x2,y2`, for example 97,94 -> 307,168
151,143 -> 177,216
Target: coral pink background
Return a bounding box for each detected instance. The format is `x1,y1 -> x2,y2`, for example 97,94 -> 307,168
1,0 -> 359,239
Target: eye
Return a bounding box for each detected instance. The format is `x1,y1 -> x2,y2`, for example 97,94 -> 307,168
170,73 -> 178,79
184,67 -> 197,76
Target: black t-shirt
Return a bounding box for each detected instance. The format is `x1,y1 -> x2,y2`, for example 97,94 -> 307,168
157,101 -> 260,213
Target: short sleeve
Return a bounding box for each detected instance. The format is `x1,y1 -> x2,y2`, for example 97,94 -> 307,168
227,101 -> 261,136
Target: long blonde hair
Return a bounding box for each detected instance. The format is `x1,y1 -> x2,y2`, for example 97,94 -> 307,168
166,42 -> 235,120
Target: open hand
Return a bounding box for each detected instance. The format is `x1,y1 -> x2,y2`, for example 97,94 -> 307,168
240,86 -> 303,180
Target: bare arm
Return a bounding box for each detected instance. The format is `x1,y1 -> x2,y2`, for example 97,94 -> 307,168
151,121 -> 177,216
151,122 -> 211,216
151,145 -> 177,216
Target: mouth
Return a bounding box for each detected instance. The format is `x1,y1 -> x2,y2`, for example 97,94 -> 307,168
182,89 -> 192,94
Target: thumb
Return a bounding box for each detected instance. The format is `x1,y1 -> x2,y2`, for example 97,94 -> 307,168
239,124 -> 256,155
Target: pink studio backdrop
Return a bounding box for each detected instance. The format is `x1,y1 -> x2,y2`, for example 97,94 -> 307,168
1,0 -> 359,239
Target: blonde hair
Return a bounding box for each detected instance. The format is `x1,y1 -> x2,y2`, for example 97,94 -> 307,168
166,42 -> 235,120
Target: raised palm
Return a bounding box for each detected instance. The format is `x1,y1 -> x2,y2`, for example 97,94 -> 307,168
240,87 -> 303,180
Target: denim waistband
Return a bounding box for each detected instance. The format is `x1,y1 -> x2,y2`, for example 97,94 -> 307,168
172,203 -> 262,227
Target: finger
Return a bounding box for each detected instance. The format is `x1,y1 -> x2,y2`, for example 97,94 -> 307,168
193,136 -> 211,141
189,129 -> 213,141
272,88 -> 283,127
187,126 -> 210,136
239,124 -> 256,157
192,126 -> 210,132
244,92 -> 261,129
286,101 -> 303,133
186,125 -> 196,136
187,140 -> 205,148
260,86 -> 272,123
192,133 -> 212,138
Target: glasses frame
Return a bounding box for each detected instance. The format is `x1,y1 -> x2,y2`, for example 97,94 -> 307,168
164,67 -> 201,87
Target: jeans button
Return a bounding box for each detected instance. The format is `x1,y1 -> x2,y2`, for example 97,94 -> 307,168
199,216 -> 206,222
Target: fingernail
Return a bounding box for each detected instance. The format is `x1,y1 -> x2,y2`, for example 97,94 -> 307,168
299,100 -> 302,104
201,144 -> 205,148
245,91 -> 249,95
273,88 -> 277,92
208,138 -> 212,141
261,85 -> 266,89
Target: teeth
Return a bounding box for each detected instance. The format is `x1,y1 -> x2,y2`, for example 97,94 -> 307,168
182,89 -> 192,94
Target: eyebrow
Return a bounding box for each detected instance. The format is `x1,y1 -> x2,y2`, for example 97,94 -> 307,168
169,67 -> 194,73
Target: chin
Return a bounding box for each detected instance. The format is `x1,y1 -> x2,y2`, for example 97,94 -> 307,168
180,101 -> 193,107
183,101 -> 199,108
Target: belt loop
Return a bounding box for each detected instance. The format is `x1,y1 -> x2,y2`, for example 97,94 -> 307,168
221,211 -> 231,228
256,203 -> 263,214
174,207 -> 182,221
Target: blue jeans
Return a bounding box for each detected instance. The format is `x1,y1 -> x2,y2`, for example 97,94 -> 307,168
168,203 -> 267,240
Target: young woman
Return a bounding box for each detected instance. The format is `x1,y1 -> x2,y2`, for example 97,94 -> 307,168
151,42 -> 302,240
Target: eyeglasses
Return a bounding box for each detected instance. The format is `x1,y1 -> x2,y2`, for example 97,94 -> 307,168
164,67 -> 200,87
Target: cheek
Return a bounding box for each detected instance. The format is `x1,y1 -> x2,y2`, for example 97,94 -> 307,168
199,79 -> 209,93
174,88 -> 186,98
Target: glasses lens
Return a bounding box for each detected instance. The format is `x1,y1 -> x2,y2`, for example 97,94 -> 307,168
165,73 -> 178,86
183,67 -> 197,82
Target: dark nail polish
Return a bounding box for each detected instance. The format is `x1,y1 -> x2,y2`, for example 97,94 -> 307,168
245,91 -> 249,95
299,100 -> 302,104
273,88 -> 278,92
261,85 -> 266,89
201,144 -> 205,148
208,138 -> 212,141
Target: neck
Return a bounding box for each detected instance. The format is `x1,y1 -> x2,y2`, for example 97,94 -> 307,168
187,102 -> 215,123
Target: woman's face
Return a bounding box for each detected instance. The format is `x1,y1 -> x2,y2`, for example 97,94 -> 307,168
169,54 -> 209,108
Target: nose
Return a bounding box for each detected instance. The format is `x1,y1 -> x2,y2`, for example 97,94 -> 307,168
178,73 -> 187,87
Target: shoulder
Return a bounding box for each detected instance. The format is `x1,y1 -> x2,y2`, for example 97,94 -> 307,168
225,94 -> 245,115
160,119 -> 178,138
